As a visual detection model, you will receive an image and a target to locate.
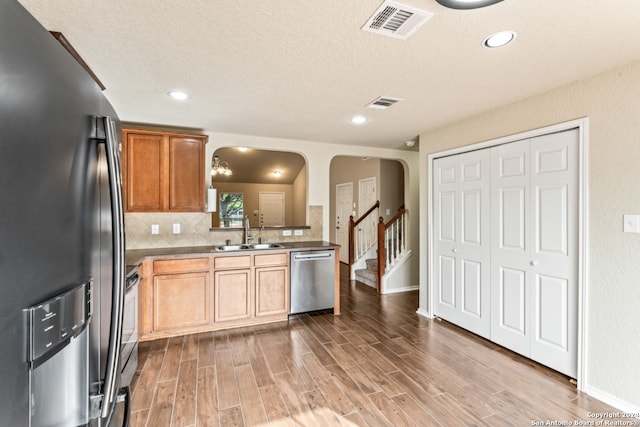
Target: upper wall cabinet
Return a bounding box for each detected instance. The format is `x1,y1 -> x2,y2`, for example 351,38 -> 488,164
122,129 -> 207,212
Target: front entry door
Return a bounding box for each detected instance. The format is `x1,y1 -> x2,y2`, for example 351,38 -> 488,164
259,192 -> 285,226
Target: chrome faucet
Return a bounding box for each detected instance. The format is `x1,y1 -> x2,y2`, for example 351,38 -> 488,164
243,215 -> 252,244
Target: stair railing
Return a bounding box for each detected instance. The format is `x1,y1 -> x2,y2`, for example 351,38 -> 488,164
377,206 -> 407,292
349,201 -> 380,279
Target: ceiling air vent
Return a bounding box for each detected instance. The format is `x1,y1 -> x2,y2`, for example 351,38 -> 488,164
366,96 -> 402,109
362,0 -> 434,40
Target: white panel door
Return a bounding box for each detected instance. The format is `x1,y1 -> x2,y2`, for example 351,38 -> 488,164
259,192 -> 285,226
433,155 -> 458,322
529,129 -> 578,377
491,139 -> 532,356
433,149 -> 491,338
490,129 -> 578,378
336,182 -> 353,264
358,177 -> 377,251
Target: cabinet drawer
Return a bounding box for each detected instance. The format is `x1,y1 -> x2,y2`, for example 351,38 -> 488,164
213,255 -> 251,269
153,257 -> 209,274
254,252 -> 288,267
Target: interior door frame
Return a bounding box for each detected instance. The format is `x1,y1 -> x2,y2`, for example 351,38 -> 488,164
426,117 -> 589,392
335,182 -> 353,264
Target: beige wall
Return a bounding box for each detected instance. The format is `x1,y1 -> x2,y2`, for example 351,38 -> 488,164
379,159 -> 405,222
292,164 -> 307,226
419,59 -> 640,409
328,156 -> 406,248
202,133 -> 418,251
211,182 -> 294,227
329,156 -> 380,244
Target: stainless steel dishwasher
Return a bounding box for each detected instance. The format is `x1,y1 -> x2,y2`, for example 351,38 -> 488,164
290,250 -> 335,314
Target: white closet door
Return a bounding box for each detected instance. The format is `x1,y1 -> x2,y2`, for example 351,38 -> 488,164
490,139 -> 532,356
490,129 -> 578,378
433,149 -> 491,338
529,129 -> 578,377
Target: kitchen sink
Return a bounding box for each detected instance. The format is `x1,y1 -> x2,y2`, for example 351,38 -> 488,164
215,243 -> 284,251
216,244 -> 250,251
248,243 -> 284,249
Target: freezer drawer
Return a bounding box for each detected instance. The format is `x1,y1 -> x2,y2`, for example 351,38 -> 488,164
290,250 -> 335,314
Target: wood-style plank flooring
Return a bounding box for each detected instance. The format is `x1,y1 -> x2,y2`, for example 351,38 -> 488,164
130,265 -> 619,426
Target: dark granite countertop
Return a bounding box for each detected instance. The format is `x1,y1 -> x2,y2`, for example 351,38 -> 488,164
125,240 -> 340,267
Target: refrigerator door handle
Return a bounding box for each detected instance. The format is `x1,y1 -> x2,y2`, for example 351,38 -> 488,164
99,115 -> 127,419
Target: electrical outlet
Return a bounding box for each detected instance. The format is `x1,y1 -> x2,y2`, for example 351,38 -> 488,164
294,229 -> 303,236
172,223 -> 181,234
151,224 -> 159,235
283,229 -> 292,236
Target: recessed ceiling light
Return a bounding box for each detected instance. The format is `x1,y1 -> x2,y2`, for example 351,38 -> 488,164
237,147 -> 248,152
167,90 -> 190,100
483,30 -> 517,48
436,0 -> 503,10
405,140 -> 415,147
351,115 -> 368,125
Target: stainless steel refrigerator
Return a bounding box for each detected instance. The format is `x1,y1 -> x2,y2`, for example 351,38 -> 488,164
0,0 -> 130,425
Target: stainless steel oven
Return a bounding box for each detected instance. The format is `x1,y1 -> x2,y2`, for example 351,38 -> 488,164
121,265 -> 139,387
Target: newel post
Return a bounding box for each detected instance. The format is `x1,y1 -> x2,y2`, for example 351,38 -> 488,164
377,216 -> 385,293
348,215 -> 355,279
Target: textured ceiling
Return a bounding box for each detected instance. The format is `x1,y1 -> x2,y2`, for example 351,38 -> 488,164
18,0 -> 640,150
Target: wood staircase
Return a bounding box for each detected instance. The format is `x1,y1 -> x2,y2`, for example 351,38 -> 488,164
349,203 -> 407,292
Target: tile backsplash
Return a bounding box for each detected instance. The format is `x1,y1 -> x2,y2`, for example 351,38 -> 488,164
125,206 -> 323,249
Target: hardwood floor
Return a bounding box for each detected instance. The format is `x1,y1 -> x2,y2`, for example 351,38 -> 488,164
130,265 -> 618,426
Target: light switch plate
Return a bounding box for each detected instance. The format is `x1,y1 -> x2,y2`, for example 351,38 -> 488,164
283,230 -> 292,236
623,215 -> 640,233
172,223 -> 181,234
294,229 -> 303,236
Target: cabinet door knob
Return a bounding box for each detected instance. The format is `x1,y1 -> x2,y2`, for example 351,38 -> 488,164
452,248 -> 458,253
530,260 -> 538,266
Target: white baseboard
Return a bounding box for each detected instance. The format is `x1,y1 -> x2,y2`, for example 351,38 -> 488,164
416,308 -> 434,319
584,385 -> 640,415
381,285 -> 418,294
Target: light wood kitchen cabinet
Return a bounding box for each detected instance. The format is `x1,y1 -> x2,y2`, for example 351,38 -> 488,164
213,269 -> 251,322
153,271 -> 210,331
139,257 -> 211,337
255,266 -> 288,317
122,129 -> 207,212
254,252 -> 289,318
138,251 -> 292,341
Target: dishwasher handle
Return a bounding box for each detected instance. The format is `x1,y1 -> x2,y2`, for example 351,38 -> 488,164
292,251 -> 334,261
